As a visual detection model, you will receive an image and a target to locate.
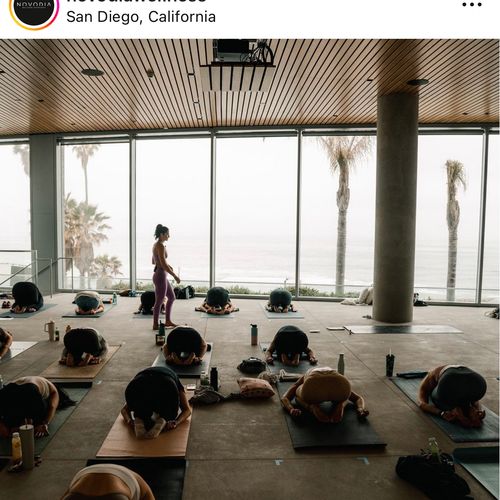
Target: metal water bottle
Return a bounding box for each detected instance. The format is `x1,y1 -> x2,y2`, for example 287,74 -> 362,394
159,321 -> 165,336
210,367 -> 219,390
337,353 -> 345,375
251,324 -> 258,346
112,292 -> 117,304
54,328 -> 60,341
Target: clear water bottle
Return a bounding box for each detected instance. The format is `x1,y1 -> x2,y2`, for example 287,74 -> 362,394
428,437 -> 441,463
337,353 -> 345,375
11,432 -> 22,465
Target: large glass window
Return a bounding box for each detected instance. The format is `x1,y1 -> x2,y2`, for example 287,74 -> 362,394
482,133 -> 499,303
215,136 -> 297,294
136,138 -> 211,291
300,135 -> 376,298
62,142 -> 130,290
415,135 -> 483,302
0,142 -> 32,287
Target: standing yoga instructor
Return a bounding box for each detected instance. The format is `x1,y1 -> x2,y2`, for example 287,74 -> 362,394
152,224 -> 180,331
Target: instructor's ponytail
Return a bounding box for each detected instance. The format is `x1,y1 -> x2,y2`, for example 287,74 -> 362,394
154,224 -> 169,239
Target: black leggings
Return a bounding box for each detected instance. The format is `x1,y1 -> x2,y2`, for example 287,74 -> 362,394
274,326 -> 308,357
431,366 -> 487,411
125,367 -> 181,428
166,327 -> 203,356
12,282 -> 44,311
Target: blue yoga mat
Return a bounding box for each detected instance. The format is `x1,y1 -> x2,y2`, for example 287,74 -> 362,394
392,376 -> 499,443
0,303 -> 56,319
454,446 -> 499,499
61,303 -> 116,318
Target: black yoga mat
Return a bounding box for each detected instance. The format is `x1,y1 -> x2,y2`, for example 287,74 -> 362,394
392,376 -> 499,442
453,446 -> 499,499
0,383 -> 91,457
344,324 -> 463,334
260,343 -> 313,374
86,458 -> 186,500
61,303 -> 116,318
276,382 -> 386,449
0,303 -> 56,319
260,304 -> 304,319
152,343 -> 213,378
0,341 -> 38,363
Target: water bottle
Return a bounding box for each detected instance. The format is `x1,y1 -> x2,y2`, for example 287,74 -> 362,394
200,371 -> 209,386
112,292 -> 117,304
185,287 -> 190,300
11,432 -> 22,465
55,328 -> 60,341
428,437 -> 441,463
159,321 -> 165,336
250,324 -> 258,346
19,424 -> 35,470
210,367 -> 219,390
337,353 -> 345,375
386,350 -> 395,377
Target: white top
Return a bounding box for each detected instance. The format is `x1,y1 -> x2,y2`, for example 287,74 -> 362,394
15,376 -> 51,400
70,464 -> 141,500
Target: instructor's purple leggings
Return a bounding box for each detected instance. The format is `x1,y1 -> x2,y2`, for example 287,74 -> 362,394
153,269 -> 175,324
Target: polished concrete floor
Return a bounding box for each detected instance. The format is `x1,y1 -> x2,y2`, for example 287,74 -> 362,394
0,294 -> 498,499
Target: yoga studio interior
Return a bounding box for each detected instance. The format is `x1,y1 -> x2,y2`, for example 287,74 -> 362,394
0,39 -> 498,500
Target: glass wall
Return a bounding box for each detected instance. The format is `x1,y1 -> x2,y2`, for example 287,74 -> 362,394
62,142 -> 130,290
53,128 -> 498,304
136,138 -> 211,291
415,135 -> 483,302
300,135 -> 376,298
482,133 -> 499,303
0,142 -> 32,287
215,136 -> 297,294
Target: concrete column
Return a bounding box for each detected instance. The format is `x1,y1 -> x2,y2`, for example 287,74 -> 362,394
30,134 -> 58,295
373,93 -> 419,323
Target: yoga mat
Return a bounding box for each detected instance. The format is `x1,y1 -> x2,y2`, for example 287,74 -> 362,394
87,458 -> 186,500
40,345 -> 121,379
344,324 -> 463,334
96,394 -> 193,458
260,342 -> 312,374
392,376 -> 499,442
0,384 -> 91,458
0,341 -> 38,362
453,446 -> 499,499
276,382 -> 386,449
198,312 -> 236,318
61,303 -> 116,318
260,304 -> 304,319
0,303 -> 57,319
152,343 -> 213,378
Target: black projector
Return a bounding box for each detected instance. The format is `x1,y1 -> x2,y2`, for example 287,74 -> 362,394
214,39 -> 251,62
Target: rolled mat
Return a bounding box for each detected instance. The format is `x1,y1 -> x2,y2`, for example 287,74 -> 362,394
276,382 -> 386,449
0,303 -> 57,319
260,304 -> 304,319
40,345 -> 121,379
152,343 -> 213,378
260,342 -> 312,374
453,446 -> 499,499
0,341 -> 38,362
61,304 -> 116,318
392,376 -> 499,442
0,383 -> 91,457
344,324 -> 463,334
86,457 -> 186,500
96,394 -> 193,458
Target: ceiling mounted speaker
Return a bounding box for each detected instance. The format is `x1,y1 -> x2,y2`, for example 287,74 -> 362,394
200,62 -> 275,92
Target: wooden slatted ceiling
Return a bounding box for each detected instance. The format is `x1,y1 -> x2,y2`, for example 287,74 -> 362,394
0,39 -> 497,136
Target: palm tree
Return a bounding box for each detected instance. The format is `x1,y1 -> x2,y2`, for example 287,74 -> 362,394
90,254 -> 123,289
317,136 -> 373,296
445,160 -> 466,302
13,144 -> 29,177
72,144 -> 100,203
64,195 -> 111,288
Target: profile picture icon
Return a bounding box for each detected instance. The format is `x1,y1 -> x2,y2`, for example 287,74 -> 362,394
9,0 -> 59,30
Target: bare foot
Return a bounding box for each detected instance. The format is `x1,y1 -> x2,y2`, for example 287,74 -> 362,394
164,322 -> 177,328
